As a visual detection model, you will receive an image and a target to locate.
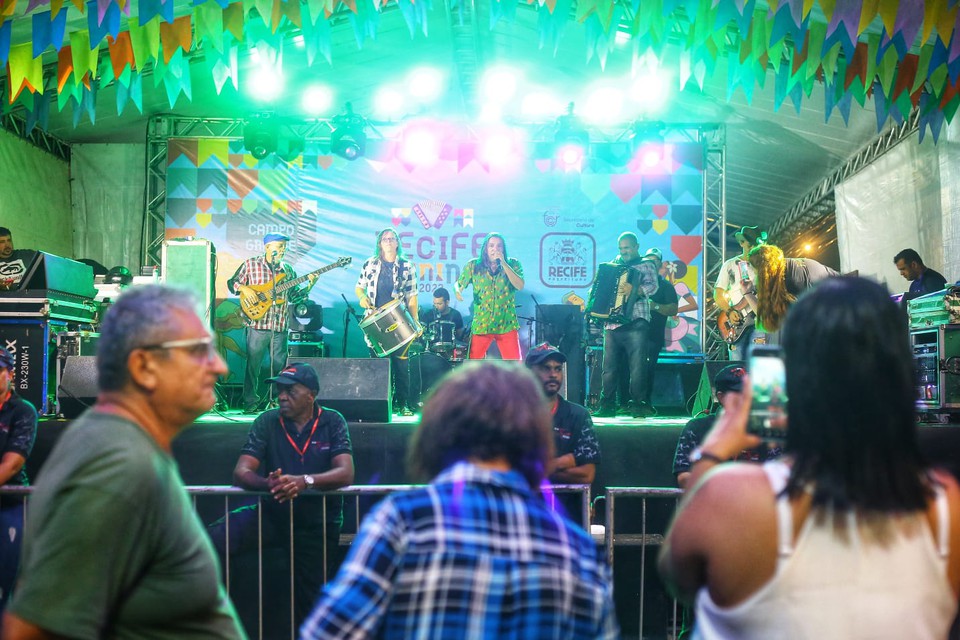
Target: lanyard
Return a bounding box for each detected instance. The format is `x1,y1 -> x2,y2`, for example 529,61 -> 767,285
280,410 -> 321,461
551,397 -> 559,416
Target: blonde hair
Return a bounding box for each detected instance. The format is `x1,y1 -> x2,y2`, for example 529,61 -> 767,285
749,244 -> 794,333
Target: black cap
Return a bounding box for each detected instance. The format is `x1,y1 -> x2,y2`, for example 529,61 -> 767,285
0,349 -> 13,371
266,362 -> 319,393
734,225 -> 767,246
524,343 -> 567,367
715,365 -> 746,393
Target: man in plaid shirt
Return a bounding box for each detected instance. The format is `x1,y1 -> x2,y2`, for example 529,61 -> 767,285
301,361 -> 619,640
228,233 -> 316,412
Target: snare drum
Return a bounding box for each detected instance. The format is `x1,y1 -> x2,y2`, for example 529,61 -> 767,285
359,299 -> 421,357
428,320 -> 457,352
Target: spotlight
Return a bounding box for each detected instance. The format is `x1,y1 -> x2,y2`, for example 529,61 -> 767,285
330,103 -> 367,161
289,300 -> 324,341
243,114 -> 280,160
554,102 -> 589,169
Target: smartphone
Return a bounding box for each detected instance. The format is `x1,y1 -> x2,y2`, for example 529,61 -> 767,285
738,261 -> 751,281
748,346 -> 788,442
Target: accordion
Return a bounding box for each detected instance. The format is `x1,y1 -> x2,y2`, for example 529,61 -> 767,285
587,262 -> 636,323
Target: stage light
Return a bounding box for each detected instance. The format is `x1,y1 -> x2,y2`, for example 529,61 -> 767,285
329,103 -> 367,161
630,69 -> 669,114
637,143 -> 663,168
583,86 -> 625,124
243,114 -> 280,160
247,66 -> 284,103
301,85 -> 333,116
399,126 -> 441,166
408,67 -> 444,102
554,103 -> 589,170
373,87 -> 405,120
477,131 -> 516,166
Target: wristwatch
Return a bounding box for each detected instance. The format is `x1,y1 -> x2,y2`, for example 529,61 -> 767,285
303,474 -> 315,488
688,448 -> 725,466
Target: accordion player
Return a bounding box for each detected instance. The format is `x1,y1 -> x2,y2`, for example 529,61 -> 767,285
586,262 -> 640,324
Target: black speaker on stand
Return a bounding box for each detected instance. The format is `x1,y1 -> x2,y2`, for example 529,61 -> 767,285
535,304 -> 585,404
58,356 -> 98,418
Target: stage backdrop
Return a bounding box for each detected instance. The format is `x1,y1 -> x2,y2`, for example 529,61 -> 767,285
164,133 -> 705,384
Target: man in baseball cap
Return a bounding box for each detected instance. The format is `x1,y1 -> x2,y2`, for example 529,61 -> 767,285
227,232 -> 318,412
525,343 -> 601,525
211,361 -> 354,627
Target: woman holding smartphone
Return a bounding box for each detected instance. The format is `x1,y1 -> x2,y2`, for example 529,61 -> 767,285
658,277 -> 960,639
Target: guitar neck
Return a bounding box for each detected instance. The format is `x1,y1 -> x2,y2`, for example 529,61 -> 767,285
274,262 -> 343,293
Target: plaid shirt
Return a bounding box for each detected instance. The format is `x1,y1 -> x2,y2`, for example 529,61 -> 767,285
355,257 -> 418,308
605,257 -> 659,331
228,256 -> 298,332
300,461 -> 619,640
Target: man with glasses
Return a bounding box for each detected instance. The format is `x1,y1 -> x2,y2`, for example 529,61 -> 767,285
210,362 -> 354,630
4,285 -> 245,639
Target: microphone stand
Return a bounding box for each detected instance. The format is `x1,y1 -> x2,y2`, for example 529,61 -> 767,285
341,293 -> 363,358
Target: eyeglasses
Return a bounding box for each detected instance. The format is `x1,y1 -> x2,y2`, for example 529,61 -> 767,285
141,337 -> 217,361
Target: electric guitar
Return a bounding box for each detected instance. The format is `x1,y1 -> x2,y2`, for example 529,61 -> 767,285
717,307 -> 755,343
240,257 -> 352,321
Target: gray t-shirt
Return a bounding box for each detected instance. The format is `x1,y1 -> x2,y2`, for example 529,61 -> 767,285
8,410 -> 246,639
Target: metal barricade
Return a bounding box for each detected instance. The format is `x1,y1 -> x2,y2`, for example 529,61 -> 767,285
1,483 -> 591,640
604,486 -> 684,640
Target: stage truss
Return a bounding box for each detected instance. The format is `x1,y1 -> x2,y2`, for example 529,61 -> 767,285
143,115 -> 727,359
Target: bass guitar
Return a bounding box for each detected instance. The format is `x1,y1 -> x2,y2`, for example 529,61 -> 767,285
240,256 -> 352,322
717,307 -> 754,343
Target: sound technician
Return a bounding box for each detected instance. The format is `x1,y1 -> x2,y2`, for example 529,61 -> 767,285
228,232 -> 317,413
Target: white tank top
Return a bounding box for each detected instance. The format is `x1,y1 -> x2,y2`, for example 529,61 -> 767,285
694,460 -> 957,640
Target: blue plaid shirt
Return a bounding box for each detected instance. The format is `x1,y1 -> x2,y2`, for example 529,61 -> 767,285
301,461 -> 619,639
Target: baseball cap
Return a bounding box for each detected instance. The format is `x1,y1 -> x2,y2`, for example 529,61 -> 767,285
0,349 -> 13,371
644,247 -> 663,261
263,233 -> 290,245
734,225 -> 767,246
266,362 -> 319,393
524,343 -> 567,367
715,365 -> 746,393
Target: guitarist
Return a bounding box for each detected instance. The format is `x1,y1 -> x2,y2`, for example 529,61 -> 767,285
228,232 -> 318,413
714,225 -> 765,359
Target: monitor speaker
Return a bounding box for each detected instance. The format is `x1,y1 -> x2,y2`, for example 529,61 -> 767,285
58,355 -> 98,419
286,357 -> 391,422
534,304 -> 585,403
161,240 -> 215,327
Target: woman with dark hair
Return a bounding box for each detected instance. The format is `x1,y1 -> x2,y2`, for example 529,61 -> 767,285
747,243 -> 837,336
301,362 -> 619,639
455,232 -> 525,360
659,277 -> 960,638
355,227 -> 419,415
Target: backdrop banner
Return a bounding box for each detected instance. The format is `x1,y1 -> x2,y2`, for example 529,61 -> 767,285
164,136 -> 705,383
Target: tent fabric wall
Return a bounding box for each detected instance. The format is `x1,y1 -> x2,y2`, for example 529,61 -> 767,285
835,132 -> 946,290
70,143 -> 146,272
0,130 -> 71,257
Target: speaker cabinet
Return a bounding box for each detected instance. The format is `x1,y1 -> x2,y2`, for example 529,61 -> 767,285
161,239 -> 215,327
691,360 -> 745,416
286,357 -> 391,422
58,355 -> 98,418
535,304 -> 585,403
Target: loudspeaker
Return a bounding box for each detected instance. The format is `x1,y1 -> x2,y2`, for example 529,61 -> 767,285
161,239 -> 215,327
691,360 -> 745,416
286,357 -> 391,422
58,355 -> 98,418
535,304 -> 585,403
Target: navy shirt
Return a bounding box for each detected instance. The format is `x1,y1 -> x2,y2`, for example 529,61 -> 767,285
0,393 -> 38,486
910,268 -> 948,296
241,403 -> 352,528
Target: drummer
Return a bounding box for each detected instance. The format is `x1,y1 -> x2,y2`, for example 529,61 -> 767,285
355,227 -> 419,416
418,287 -> 464,355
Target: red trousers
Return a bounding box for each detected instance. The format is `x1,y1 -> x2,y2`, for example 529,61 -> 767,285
468,330 -> 521,360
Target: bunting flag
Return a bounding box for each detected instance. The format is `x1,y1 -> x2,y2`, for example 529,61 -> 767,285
8,0 -> 960,137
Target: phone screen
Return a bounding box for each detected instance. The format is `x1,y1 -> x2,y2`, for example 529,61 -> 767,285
738,261 -> 751,281
748,348 -> 788,442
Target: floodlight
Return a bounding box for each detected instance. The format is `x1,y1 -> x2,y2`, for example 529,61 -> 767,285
554,103 -> 589,168
243,114 -> 280,160
330,103 -> 367,161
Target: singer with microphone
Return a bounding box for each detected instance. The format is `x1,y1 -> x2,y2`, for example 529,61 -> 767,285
455,232 -> 524,360
354,228 -> 419,416
228,232 -> 318,413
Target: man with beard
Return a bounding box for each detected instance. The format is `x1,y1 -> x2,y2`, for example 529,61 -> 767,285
525,343 -> 601,525
0,228 -> 37,291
